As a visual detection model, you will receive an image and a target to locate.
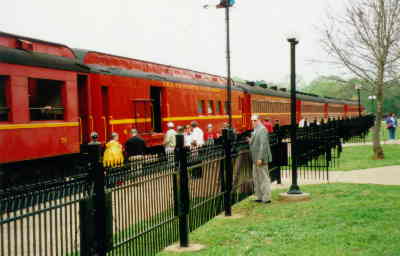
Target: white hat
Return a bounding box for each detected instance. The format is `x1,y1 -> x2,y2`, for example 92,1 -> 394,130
207,124 -> 213,128
251,114 -> 259,121
167,122 -> 174,128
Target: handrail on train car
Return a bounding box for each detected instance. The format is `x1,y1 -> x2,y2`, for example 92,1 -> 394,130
89,115 -> 94,133
101,116 -> 107,141
78,117 -> 82,144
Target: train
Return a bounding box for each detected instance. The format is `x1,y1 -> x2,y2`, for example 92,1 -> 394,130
0,31 -> 362,184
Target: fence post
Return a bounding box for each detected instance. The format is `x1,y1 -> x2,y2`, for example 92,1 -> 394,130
175,134 -> 190,247
274,124 -> 282,184
87,144 -> 107,256
222,128 -> 233,216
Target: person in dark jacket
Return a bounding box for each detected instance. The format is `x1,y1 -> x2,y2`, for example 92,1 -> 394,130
125,129 -> 147,159
386,113 -> 398,140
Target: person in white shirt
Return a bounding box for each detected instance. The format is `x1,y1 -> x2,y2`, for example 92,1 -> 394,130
164,122 -> 177,153
299,117 -> 309,128
184,124 -> 193,147
190,121 -> 204,147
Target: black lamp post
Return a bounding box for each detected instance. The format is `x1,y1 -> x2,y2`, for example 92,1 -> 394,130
355,84 -> 362,117
204,0 -> 234,216
205,1 -> 233,127
225,4 -> 232,128
287,38 -> 302,195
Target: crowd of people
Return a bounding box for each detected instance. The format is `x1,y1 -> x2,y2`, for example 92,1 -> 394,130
88,115 -> 274,204
96,120 -> 222,167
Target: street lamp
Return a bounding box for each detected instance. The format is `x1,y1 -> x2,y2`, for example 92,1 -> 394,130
287,37 -> 303,195
355,84 -> 362,117
204,0 -> 235,127
368,95 -> 376,113
204,0 -> 235,217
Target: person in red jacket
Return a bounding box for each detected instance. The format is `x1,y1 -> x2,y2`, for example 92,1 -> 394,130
262,117 -> 274,133
204,124 -> 220,144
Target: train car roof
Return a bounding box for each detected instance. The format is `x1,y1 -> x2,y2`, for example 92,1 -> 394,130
0,45 -> 90,73
0,31 -> 77,59
87,64 -> 240,91
236,82 -> 335,104
73,49 -> 357,105
73,49 -> 230,83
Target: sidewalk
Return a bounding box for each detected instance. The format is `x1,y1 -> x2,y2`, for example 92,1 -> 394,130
329,165 -> 400,185
272,165 -> 400,190
343,139 -> 400,147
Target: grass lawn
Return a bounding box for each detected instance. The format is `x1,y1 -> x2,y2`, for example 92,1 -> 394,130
157,184 -> 400,256
330,144 -> 400,171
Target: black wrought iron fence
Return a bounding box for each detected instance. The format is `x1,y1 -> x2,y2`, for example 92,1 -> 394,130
277,115 -> 374,184
0,173 -> 93,256
0,115 -> 374,256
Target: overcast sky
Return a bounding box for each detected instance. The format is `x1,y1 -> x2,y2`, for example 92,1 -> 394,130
1,0 -> 346,86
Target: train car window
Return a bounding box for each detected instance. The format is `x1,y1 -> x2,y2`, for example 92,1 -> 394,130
216,101 -> 221,114
197,100 -> 205,114
224,101 -> 228,114
28,78 -> 64,121
0,76 -> 9,121
251,101 -> 256,113
207,100 -> 214,114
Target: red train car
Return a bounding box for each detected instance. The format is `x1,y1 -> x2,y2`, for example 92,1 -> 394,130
0,32 -> 88,165
73,49 -> 247,147
0,31 -> 360,184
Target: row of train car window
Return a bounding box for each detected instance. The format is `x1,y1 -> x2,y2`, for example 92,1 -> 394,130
328,106 -> 344,112
197,100 -> 228,115
302,105 -> 324,113
0,76 -> 64,122
251,101 -> 290,113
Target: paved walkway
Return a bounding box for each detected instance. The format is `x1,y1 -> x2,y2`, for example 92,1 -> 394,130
329,165 -> 400,185
272,165 -> 400,190
343,139 -> 400,147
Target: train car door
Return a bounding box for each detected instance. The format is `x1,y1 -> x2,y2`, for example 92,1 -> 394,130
150,87 -> 162,132
77,75 -> 90,144
101,86 -> 110,142
241,93 -> 251,131
132,99 -> 152,133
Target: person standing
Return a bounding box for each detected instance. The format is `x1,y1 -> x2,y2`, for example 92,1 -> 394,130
103,132 -> 124,167
262,117 -> 274,133
125,129 -> 147,160
190,121 -> 204,147
184,124 -> 193,147
386,113 -> 398,140
204,124 -> 219,144
88,131 -> 101,145
249,115 -> 273,204
164,122 -> 177,153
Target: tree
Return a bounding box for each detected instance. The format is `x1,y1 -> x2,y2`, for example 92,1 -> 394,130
303,76 -> 356,99
321,0 -> 400,159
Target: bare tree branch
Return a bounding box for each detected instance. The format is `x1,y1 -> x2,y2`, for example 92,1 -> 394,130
320,0 -> 400,159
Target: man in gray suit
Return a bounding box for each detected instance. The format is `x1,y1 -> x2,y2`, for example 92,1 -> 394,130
249,114 -> 273,203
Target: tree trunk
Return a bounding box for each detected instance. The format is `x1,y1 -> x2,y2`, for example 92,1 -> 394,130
372,79 -> 384,160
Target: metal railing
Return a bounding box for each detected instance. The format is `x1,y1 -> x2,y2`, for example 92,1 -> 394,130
0,115 -> 374,256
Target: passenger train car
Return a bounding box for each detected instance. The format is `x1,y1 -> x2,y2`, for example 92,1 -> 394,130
0,31 -> 361,182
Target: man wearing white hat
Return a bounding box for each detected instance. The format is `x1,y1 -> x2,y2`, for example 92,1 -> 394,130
249,114 -> 273,203
164,122 -> 177,154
